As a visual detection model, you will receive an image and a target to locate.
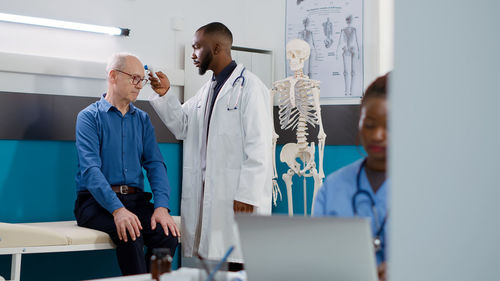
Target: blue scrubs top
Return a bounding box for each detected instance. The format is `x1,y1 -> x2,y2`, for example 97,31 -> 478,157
312,158 -> 388,264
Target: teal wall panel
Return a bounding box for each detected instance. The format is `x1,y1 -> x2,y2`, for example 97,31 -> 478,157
0,140 -> 78,222
0,140 -> 181,222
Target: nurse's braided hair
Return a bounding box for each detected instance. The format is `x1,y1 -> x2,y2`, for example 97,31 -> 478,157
361,72 -> 389,106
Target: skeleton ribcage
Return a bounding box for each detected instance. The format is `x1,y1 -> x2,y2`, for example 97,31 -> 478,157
274,79 -> 320,130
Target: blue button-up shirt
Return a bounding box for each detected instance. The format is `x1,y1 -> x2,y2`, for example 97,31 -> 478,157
75,94 -> 171,213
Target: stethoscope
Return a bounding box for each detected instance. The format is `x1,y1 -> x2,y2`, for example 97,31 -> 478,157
227,67 -> 246,111
351,158 -> 387,253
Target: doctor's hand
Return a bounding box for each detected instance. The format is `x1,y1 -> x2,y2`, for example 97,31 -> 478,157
151,207 -> 180,237
149,71 -> 170,97
377,262 -> 387,281
112,207 -> 143,242
233,200 -> 254,213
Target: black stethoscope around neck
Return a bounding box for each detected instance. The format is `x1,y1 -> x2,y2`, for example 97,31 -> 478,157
227,67 -> 246,111
351,158 -> 387,253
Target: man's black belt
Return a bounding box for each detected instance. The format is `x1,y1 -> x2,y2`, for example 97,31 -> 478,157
111,185 -> 138,194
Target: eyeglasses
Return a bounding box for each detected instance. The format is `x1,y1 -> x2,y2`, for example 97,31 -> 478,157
114,69 -> 149,86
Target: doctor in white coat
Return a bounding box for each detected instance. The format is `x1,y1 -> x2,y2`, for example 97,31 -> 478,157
148,22 -> 272,265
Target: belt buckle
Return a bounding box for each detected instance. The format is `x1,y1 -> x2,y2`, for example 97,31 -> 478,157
119,185 -> 129,194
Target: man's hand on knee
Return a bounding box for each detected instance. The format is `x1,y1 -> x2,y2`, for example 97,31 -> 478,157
112,207 -> 143,242
151,207 -> 181,237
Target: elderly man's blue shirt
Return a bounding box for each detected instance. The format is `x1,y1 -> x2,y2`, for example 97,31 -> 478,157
75,95 -> 170,213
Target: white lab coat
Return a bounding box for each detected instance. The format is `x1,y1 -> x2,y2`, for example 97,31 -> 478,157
150,64 -> 272,262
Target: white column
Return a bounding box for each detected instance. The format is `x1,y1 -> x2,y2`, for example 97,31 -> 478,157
391,1 -> 500,281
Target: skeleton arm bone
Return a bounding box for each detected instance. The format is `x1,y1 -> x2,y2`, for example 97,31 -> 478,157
318,131 -> 326,179
270,86 -> 282,206
312,86 -> 326,179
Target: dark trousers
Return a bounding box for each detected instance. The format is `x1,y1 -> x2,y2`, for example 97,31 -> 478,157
74,191 -> 178,275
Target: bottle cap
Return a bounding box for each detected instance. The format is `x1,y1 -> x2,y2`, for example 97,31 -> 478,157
152,248 -> 171,258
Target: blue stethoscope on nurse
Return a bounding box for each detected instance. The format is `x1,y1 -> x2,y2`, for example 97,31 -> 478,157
352,158 -> 388,254
226,67 -> 246,111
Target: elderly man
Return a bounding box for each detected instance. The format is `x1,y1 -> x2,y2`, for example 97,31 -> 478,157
148,22 -> 273,269
74,53 -> 179,275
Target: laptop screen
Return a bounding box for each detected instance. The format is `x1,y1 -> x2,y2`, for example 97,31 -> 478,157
235,215 -> 378,281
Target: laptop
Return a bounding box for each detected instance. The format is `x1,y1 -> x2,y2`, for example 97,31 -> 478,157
235,215 -> 378,281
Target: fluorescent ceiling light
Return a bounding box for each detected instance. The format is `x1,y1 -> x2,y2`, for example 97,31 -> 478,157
0,12 -> 130,36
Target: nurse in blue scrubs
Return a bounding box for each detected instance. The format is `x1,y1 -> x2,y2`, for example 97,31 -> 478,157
313,74 -> 389,281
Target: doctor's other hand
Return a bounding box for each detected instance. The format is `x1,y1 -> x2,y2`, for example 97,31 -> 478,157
149,71 -> 170,97
233,200 -> 254,213
112,207 -> 143,242
377,262 -> 387,281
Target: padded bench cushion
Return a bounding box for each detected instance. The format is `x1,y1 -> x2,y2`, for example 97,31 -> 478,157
0,221 -> 111,248
0,216 -> 181,248
24,221 -> 112,245
0,222 -> 69,248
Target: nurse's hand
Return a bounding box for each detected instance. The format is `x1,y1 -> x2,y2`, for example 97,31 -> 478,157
233,200 -> 254,213
149,71 -> 170,97
112,207 -> 143,242
151,207 -> 181,237
377,262 -> 387,281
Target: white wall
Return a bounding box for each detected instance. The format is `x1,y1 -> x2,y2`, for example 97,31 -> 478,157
0,0 -> 286,100
0,0 -> 390,100
391,1 -> 500,280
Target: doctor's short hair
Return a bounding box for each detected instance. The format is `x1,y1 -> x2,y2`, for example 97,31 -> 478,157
361,72 -> 389,106
106,52 -> 141,75
197,22 -> 233,45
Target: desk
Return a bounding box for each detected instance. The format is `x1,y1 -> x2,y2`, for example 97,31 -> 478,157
89,268 -> 246,281
90,274 -> 152,281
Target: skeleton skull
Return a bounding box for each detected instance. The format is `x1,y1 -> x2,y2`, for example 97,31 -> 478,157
286,39 -> 311,72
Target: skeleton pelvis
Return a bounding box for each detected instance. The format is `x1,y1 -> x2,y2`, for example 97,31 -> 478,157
280,143 -> 315,173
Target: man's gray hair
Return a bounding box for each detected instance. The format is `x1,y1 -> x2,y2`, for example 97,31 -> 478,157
105,52 -> 141,74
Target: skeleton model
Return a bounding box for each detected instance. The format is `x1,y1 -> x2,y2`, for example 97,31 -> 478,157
336,15 -> 360,96
271,39 -> 326,216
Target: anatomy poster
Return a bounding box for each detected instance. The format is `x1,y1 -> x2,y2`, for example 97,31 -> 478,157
286,0 -> 363,100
